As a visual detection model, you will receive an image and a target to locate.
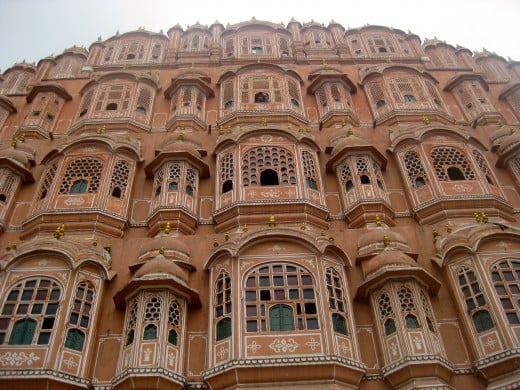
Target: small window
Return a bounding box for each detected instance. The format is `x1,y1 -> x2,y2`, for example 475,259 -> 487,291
255,92 -> 269,103
224,100 -> 233,109
155,186 -> 162,197
360,175 -> 371,184
185,185 -> 194,196
106,103 -> 118,111
168,329 -> 177,345
65,329 -> 85,351
405,314 -> 420,329
306,177 -> 317,190
473,310 -> 494,333
126,329 -> 134,346
260,169 -> 279,186
414,177 -> 426,188
252,46 -> 263,54
290,98 -> 299,107
378,47 -> 387,53
70,179 -> 88,194
45,113 -> 55,122
126,54 -> 135,60
143,324 -> 157,340
136,106 -> 146,115
269,304 -> 294,331
9,318 -> 36,345
346,180 -> 354,191
332,313 -> 347,335
376,99 -> 386,109
79,108 -> 88,117
111,187 -> 122,198
0,194 -> 6,202
447,167 -> 465,181
168,181 -> 179,191
404,94 -> 416,102
222,180 -> 233,193
216,317 -> 232,341
384,318 -> 396,335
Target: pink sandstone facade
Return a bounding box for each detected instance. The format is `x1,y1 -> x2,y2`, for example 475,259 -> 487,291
0,18 -> 519,389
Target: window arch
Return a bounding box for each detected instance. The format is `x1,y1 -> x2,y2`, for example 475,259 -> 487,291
242,146 -> 296,186
65,282 -> 95,351
59,158 -> 103,194
142,296 -> 161,340
215,271 -> 232,341
244,263 -> 318,333
398,286 -> 420,329
491,259 -> 520,325
431,147 -> 475,181
458,267 -> 494,333
325,268 -> 348,335
0,278 -> 61,345
168,300 -> 181,345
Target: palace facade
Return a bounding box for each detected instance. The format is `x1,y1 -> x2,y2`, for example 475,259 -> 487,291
0,18 -> 519,389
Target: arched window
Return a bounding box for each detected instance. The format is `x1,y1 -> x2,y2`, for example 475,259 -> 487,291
269,304 -> 294,331
242,146 -> 296,186
222,180 -> 233,193
260,169 -> 279,186
65,282 -> 94,351
168,300 -> 181,345
432,147 -> 475,181
302,151 -> 319,190
458,267 -> 494,333
143,324 -> 157,340
215,272 -> 232,341
59,158 -> 103,194
168,164 -> 180,191
0,278 -> 61,345
244,263 -> 318,332
125,299 -> 138,346
491,259 -> 520,325
220,153 -> 234,194
106,102 -> 118,111
142,296 -> 161,339
254,92 -> 269,103
404,94 -> 416,102
326,268 -> 348,335
472,150 -> 495,185
70,179 -> 88,194
398,286 -> 421,329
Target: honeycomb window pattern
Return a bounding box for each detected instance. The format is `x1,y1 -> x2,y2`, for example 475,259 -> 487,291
403,150 -> 427,187
472,150 -> 495,185
220,153 -> 234,183
168,300 -> 181,345
242,146 -> 296,186
59,158 -> 103,194
125,298 -> 139,346
38,163 -> 57,200
110,160 -> 130,198
302,150 -> 318,188
377,292 -> 396,335
431,147 -> 475,181
420,291 -> 436,332
168,163 -> 181,190
0,169 -> 17,201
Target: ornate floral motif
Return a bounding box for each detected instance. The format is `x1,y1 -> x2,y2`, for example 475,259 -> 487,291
247,341 -> 261,354
0,352 -> 40,366
269,338 -> 299,353
306,338 -> 320,351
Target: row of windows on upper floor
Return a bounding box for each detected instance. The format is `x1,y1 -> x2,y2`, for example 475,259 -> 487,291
1,70 -> 518,139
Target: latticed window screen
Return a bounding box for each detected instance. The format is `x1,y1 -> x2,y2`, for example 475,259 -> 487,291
279,37 -> 290,55
491,259 -> 520,325
302,151 -> 318,189
59,158 -> 103,194
241,76 -> 282,103
168,300 -> 181,345
167,164 -> 181,190
325,268 -> 348,335
0,169 -> 17,202
403,150 -> 427,187
150,42 -> 163,61
340,163 -> 354,191
215,271 -> 232,341
508,90 -> 520,115
377,292 -> 396,336
244,263 -> 319,332
225,38 -> 234,55
38,163 -> 57,199
431,147 -> 475,181
110,160 -> 130,198
117,40 -> 145,61
316,86 -> 327,107
240,34 -> 273,55
424,79 -> 444,106
186,168 -> 197,195
143,296 -> 161,340
125,298 -> 139,346
65,282 -> 94,351
51,56 -> 82,79
153,166 -> 165,197
222,80 -> 234,108
287,79 -> 300,106
0,278 -> 61,345
242,146 -> 296,186
420,291 -> 436,332
93,84 -> 132,114
397,286 -> 420,329
458,267 -> 494,333
367,35 -> 395,54
136,87 -> 152,115
1,71 -> 33,94
355,157 -> 369,174
472,150 -> 495,185
78,90 -> 94,117
368,82 -> 387,108
220,153 -> 234,183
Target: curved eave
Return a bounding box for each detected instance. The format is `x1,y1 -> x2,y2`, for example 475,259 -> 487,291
104,30 -> 168,43
360,65 -> 438,85
326,144 -> 387,172
0,157 -> 34,183
0,95 -> 17,113
164,77 -> 214,98
444,73 -> 489,92
355,266 -> 441,299
113,277 -> 201,309
26,83 -> 72,103
145,150 -> 210,178
307,73 -> 357,93
498,82 -> 520,100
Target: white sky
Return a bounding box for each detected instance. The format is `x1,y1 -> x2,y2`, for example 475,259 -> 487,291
0,0 -> 518,72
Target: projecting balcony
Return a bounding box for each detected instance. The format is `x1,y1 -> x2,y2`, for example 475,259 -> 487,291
217,101 -> 308,128
164,104 -> 207,132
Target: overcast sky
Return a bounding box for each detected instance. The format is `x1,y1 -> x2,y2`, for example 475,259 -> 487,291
0,0 -> 518,72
